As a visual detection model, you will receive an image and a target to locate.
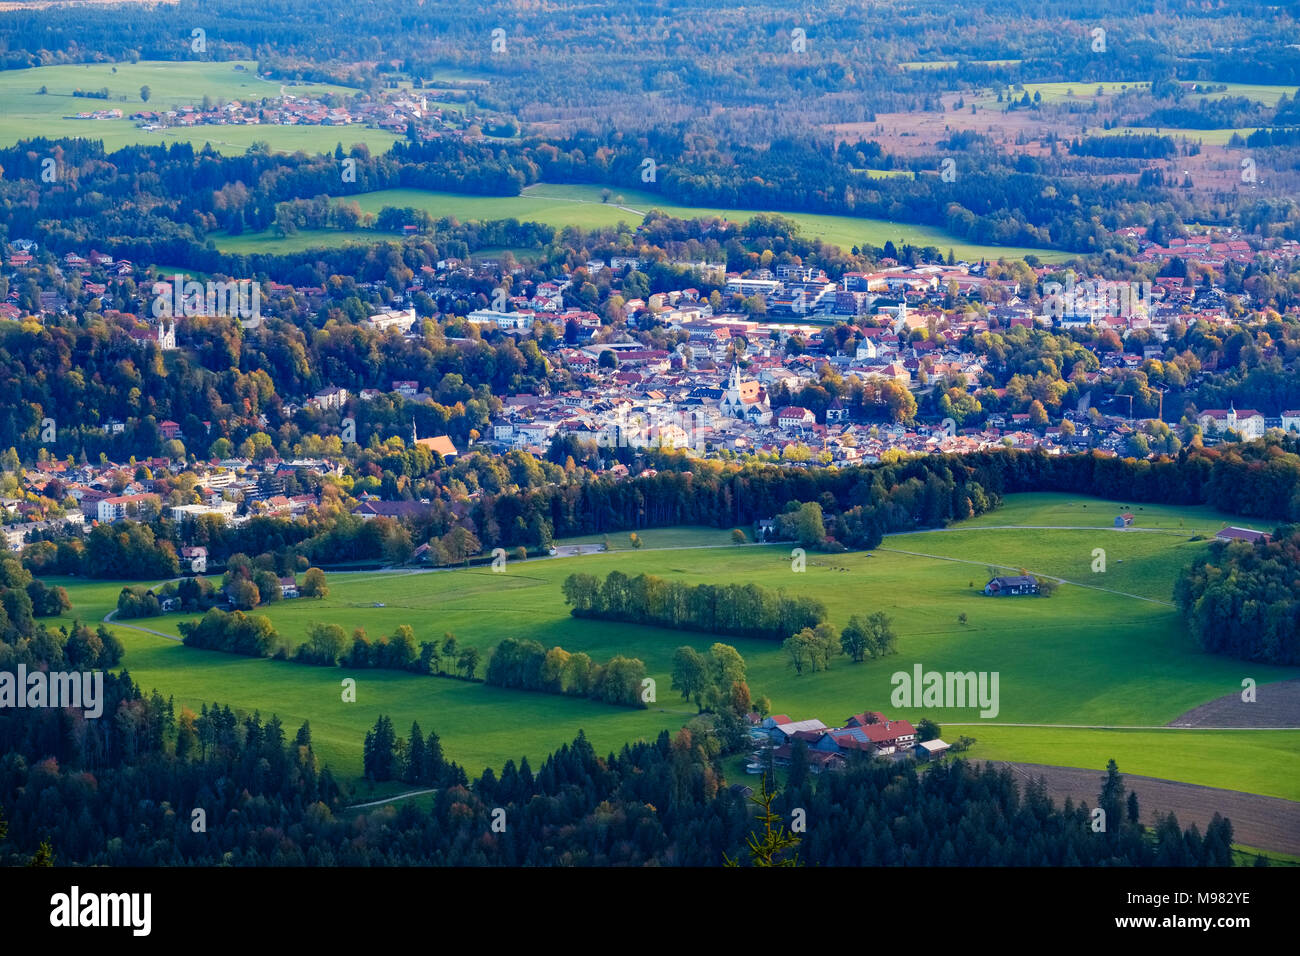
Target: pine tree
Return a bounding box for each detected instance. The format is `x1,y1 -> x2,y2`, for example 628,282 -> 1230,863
724,774 -> 801,867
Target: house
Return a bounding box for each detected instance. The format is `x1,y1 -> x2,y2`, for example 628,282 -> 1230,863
159,420 -> 183,440
2,525 -> 27,551
1114,512 -> 1134,528
351,500 -> 433,521
1215,526 -> 1271,544
775,406 -> 816,429
984,574 -> 1040,596
278,576 -> 300,598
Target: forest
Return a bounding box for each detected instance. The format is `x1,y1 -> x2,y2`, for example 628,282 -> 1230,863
0,620 -> 1238,866
1174,525 -> 1300,665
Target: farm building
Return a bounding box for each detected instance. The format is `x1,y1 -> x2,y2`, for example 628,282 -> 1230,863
1215,526 -> 1271,544
914,739 -> 951,761
984,575 -> 1040,596
1114,513 -> 1134,527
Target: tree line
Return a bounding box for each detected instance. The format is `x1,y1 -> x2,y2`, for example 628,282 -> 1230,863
0,612 -> 1246,866
484,637 -> 648,708
562,570 -> 826,642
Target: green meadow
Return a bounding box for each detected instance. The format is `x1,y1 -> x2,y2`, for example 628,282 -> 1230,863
0,60 -> 400,155
1093,126 -> 1256,147
216,182 -> 1074,262
48,493 -> 1299,797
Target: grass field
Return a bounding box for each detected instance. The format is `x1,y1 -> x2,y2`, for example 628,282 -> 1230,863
51,492 -> 1299,800
216,182 -> 1075,262
1093,126 -> 1257,147
0,60 -> 401,155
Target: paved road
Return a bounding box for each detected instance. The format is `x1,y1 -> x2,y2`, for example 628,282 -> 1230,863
101,609 -> 182,642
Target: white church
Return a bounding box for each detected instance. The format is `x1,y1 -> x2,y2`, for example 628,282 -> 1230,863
718,364 -> 772,425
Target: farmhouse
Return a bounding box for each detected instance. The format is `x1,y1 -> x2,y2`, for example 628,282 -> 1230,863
984,575 -> 1040,596
1114,512 -> 1134,527
754,709 -> 921,772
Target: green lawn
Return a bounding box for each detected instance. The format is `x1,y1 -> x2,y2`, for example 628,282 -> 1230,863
1098,126 -> 1257,147
966,727 -> 1300,802
51,493 -> 1299,796
953,491 -> 1272,534
0,60 -> 400,155
215,183 -> 1076,263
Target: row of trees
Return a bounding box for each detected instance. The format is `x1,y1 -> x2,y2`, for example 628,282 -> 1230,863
485,637 -> 648,708
296,624 -> 482,678
562,571 -> 826,642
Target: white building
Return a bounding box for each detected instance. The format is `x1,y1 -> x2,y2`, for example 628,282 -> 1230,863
171,502 -> 239,523
467,309 -> 535,331
367,307 -> 417,333
1198,405 -> 1265,439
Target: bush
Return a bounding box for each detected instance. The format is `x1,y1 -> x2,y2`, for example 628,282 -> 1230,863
116,586 -> 161,619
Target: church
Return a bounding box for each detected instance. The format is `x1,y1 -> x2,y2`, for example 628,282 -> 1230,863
718,364 -> 772,425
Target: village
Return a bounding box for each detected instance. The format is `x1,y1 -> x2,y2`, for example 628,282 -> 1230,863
4,221 -> 1300,552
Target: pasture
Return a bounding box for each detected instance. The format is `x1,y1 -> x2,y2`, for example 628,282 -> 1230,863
0,60 -> 400,155
47,493 -> 1299,798
216,182 -> 1075,262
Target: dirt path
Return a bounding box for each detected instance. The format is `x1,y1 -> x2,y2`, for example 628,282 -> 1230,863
991,761 -> 1300,856
1168,679 -> 1300,728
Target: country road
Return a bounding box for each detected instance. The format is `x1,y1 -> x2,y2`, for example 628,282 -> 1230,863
347,788 -> 437,810
102,608 -> 181,642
